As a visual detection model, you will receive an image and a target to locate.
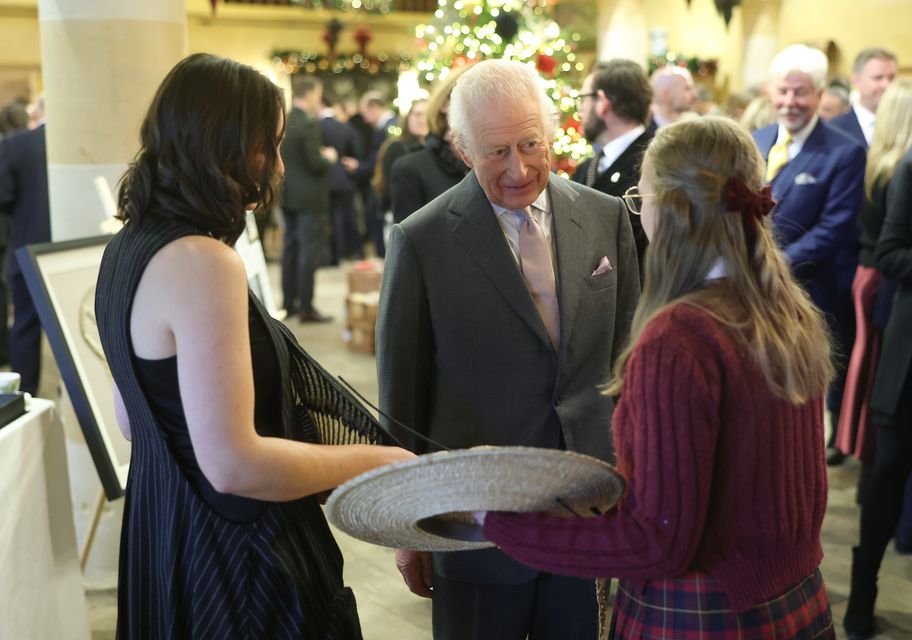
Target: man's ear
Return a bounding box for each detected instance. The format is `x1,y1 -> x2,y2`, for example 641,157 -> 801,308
596,90 -> 613,120
453,138 -> 474,169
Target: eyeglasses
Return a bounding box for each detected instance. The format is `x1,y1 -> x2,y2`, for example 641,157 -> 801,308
622,185 -> 654,215
575,92 -> 597,104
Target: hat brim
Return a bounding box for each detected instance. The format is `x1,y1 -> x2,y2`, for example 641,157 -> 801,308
325,446 -> 626,552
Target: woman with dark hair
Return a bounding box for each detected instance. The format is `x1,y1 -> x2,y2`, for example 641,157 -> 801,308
388,67 -> 471,223
374,98 -> 427,217
95,53 -> 412,638
479,117 -> 836,638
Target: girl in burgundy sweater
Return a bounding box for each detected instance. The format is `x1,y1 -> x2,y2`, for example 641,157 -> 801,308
481,117 -> 837,638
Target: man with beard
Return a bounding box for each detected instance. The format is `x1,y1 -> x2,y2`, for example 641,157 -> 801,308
573,59 -> 653,271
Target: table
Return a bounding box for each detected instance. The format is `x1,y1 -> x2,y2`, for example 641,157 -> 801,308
0,399 -> 91,639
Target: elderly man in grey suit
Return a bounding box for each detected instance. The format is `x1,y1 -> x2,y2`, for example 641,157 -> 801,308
376,59 -> 640,639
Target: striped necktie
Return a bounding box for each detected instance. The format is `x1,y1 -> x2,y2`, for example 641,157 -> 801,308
515,207 -> 560,351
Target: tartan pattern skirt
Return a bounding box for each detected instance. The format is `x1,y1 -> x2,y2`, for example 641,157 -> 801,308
608,569 -> 835,639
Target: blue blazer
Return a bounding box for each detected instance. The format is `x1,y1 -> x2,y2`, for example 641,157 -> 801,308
753,120 -> 865,313
829,109 -> 868,149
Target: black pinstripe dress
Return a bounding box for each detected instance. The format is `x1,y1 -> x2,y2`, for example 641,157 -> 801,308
95,219 -> 362,639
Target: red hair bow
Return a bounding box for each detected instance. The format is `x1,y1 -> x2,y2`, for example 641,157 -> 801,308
724,176 -> 776,248
724,176 -> 775,220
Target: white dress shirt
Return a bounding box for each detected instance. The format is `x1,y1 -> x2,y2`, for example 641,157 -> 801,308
852,103 -> 876,146
598,125 -> 647,174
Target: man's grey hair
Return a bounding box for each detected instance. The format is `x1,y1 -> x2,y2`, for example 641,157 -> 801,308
852,47 -> 898,76
449,59 -> 556,157
769,45 -> 828,91
650,65 -> 694,93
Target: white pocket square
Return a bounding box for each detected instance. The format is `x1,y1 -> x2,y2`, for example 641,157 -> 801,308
794,172 -> 818,185
591,256 -> 613,276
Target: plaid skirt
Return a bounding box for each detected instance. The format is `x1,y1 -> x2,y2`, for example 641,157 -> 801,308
609,569 -> 834,639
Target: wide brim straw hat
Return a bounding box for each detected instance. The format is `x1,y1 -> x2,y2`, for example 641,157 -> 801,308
325,446 -> 626,552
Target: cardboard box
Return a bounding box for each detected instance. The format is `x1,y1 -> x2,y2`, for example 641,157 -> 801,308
347,262 -> 383,294
346,323 -> 376,354
346,292 -> 379,325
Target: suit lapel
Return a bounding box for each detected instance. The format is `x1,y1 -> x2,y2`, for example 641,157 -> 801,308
549,175 -> 585,363
449,173 -> 555,351
771,121 -> 825,202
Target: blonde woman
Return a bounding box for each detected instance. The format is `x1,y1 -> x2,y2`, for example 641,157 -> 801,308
480,117 -> 836,638
845,79 -> 912,640
837,80 -> 912,462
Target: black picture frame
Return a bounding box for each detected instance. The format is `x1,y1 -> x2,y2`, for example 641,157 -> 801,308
16,236 -> 127,500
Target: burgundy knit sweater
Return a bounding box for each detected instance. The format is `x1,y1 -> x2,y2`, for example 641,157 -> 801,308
483,303 -> 828,612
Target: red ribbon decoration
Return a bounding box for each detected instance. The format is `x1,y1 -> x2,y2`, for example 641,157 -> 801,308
723,176 -> 775,248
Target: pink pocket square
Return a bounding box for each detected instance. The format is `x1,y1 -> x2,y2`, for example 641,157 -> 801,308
591,256 -> 613,276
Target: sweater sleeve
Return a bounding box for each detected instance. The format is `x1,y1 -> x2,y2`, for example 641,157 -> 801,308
483,332 -> 721,580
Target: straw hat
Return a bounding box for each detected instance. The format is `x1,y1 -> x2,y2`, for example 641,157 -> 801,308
325,446 -> 626,552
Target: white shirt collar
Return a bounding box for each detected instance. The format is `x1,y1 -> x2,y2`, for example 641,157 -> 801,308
490,188 -> 550,218
704,257 -> 727,281
853,103 -> 876,145
777,114 -> 818,159
599,125 -> 647,174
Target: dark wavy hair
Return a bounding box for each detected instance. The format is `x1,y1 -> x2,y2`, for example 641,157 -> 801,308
118,53 -> 285,244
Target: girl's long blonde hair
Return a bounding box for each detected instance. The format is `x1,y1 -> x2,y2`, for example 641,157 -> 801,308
606,116 -> 833,403
865,79 -> 912,201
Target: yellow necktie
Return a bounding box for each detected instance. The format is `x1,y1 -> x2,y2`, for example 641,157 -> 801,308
765,133 -> 792,182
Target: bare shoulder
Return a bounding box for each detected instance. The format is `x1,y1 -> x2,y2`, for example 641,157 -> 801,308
132,235 -> 246,358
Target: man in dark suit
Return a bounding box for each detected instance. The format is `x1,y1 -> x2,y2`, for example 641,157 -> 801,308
377,59 -> 640,639
830,48 -> 898,150
0,116 -> 50,395
826,48 -> 897,465
280,75 -> 337,322
319,96 -> 362,263
352,92 -> 396,258
573,59 -> 654,271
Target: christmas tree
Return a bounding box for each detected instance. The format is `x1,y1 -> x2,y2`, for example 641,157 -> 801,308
415,0 -> 591,175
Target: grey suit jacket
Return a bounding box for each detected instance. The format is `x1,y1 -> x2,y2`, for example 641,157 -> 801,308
376,171 -> 639,584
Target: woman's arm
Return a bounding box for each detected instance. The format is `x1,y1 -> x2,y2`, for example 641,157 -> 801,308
113,381 -> 130,441
146,237 -> 413,501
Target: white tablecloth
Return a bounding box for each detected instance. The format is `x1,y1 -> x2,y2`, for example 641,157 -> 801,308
0,399 -> 91,639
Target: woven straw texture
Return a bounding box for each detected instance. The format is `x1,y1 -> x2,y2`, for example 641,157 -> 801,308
326,446 -> 625,551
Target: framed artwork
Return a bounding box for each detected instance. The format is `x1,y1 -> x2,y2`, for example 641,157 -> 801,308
16,236 -> 126,500
16,219 -> 279,501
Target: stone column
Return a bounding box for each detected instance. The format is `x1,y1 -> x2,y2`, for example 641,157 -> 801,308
740,0 -> 782,91
35,0 -> 186,587
38,0 -> 186,241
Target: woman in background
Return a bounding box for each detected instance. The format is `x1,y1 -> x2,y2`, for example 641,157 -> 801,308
388,65 -> 471,223
481,117 -> 835,638
845,80 -> 912,640
374,98 -> 428,221
95,53 -> 412,638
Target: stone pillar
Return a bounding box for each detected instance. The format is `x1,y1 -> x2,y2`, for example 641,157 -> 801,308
740,0 -> 782,91
595,0 -> 649,65
35,0 -> 186,587
38,0 -> 186,241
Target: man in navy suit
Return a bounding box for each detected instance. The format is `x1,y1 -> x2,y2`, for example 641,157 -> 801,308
753,44 -> 865,315
825,48 -> 897,465
754,45 -> 866,464
830,48 -> 897,150
0,109 -> 50,395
